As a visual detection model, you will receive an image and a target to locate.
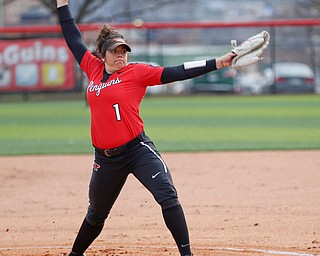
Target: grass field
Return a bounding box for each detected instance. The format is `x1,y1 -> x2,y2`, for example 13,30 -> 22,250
1,94 -> 320,155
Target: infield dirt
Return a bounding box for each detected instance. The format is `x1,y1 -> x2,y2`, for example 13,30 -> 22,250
1,151 -> 320,256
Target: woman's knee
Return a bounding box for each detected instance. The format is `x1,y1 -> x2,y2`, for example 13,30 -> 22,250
160,197 -> 181,210
86,209 -> 110,227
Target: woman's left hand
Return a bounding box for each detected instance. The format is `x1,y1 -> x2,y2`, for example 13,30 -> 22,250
216,52 -> 237,69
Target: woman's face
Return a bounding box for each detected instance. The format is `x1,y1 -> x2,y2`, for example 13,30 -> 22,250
104,45 -> 128,73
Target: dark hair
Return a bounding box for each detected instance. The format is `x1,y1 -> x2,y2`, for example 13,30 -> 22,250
95,25 -> 125,58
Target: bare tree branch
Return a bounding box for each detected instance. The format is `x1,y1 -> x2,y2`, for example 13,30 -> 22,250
311,0 -> 320,13
36,0 -> 190,23
34,0 -> 320,24
40,0 -> 56,10
84,0 -> 191,23
77,0 -> 107,22
36,0 -> 111,23
112,0 -> 192,21
39,0 -> 57,15
3,0 -> 18,5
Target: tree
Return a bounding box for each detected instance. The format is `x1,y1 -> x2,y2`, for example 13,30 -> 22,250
2,0 -> 112,23
37,0 -> 188,23
38,0 -> 109,23
311,0 -> 320,14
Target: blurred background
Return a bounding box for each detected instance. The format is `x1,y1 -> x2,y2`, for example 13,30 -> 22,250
0,0 -> 320,100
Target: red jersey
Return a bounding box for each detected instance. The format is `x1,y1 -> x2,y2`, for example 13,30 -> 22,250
80,50 -> 164,149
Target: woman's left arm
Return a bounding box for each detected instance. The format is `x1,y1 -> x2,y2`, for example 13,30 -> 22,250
161,52 -> 236,84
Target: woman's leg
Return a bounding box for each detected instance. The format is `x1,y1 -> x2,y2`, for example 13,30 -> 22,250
69,218 -> 104,255
162,205 -> 192,256
69,153 -> 129,255
131,141 -> 193,256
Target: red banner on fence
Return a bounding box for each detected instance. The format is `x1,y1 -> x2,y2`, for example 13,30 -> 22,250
0,38 -> 75,92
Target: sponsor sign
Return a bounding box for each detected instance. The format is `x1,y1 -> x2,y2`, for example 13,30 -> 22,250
0,38 -> 75,92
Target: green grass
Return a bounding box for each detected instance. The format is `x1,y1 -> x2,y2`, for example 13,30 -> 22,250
0,101 -> 92,155
142,95 -> 320,151
1,95 -> 320,155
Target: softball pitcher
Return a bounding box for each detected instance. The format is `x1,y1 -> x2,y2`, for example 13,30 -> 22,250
56,1 -> 237,255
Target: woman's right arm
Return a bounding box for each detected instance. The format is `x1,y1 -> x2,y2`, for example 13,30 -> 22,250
56,1 -> 88,64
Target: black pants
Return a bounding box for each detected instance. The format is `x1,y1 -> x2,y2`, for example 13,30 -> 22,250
71,133 -> 192,256
87,134 -> 180,225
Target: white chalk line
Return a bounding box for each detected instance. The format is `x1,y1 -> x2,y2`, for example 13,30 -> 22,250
0,245 -> 318,256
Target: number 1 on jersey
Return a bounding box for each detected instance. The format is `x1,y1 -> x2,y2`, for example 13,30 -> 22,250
112,103 -> 122,121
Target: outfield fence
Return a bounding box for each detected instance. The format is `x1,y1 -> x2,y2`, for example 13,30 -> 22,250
0,19 -> 320,99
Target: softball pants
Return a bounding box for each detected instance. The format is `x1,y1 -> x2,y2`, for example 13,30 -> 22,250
69,132 -> 192,256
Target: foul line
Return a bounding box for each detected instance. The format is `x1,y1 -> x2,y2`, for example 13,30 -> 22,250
0,245 -> 318,256
217,247 -> 318,256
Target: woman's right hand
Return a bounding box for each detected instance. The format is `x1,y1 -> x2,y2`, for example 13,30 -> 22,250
56,0 -> 68,8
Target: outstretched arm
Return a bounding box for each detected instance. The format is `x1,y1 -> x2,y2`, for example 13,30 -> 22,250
161,52 -> 236,84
